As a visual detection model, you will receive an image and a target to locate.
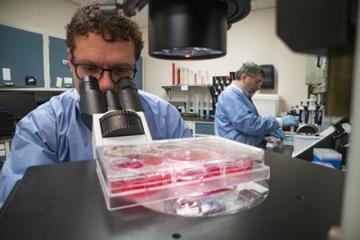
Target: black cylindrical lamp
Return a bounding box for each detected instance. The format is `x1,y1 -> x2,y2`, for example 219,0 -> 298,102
148,0 -> 228,60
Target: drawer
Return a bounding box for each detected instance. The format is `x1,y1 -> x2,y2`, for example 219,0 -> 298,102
195,122 -> 215,135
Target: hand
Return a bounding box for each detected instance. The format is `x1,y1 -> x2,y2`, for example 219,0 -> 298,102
271,128 -> 285,140
282,115 -> 299,127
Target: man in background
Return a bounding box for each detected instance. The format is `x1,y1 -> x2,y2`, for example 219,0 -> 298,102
0,2 -> 191,207
215,61 -> 298,147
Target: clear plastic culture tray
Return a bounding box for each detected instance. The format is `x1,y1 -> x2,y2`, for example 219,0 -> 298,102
96,136 -> 269,211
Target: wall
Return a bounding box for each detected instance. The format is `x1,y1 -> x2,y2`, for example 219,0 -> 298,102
0,0 -> 76,37
142,8 -> 308,112
0,1 -> 308,112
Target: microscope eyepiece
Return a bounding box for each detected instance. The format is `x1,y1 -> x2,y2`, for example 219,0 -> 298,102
116,77 -> 144,112
79,75 -> 107,129
79,76 -> 145,135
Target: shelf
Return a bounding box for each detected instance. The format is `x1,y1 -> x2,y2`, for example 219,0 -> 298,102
161,85 -> 212,98
0,87 -> 70,92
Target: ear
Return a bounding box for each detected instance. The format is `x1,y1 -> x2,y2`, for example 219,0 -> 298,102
67,48 -> 74,72
240,73 -> 247,81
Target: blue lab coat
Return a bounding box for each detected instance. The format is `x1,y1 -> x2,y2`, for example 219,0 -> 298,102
0,89 -> 192,207
215,83 -> 279,146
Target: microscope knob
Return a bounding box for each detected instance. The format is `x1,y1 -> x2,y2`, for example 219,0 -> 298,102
99,110 -> 145,137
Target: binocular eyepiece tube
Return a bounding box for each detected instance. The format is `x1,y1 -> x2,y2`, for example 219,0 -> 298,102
79,76 -> 107,129
79,75 -> 144,132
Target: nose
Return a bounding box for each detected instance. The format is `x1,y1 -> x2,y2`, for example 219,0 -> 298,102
98,71 -> 115,92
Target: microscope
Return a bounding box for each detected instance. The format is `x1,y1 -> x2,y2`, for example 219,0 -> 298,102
79,75 -> 152,158
78,75 -> 270,216
73,0 -> 271,218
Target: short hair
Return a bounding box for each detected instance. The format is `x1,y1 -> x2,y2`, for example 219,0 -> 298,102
66,1 -> 144,60
235,62 -> 264,80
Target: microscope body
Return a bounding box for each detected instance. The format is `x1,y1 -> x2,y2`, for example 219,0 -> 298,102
79,75 -> 153,159
92,111 -> 152,158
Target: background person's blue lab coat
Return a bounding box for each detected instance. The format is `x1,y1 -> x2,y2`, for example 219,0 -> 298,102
215,83 -> 280,146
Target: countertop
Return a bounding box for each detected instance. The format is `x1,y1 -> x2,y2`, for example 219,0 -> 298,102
0,151 -> 344,240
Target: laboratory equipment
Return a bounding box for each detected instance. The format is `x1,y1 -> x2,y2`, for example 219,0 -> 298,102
96,136 -> 269,216
296,124 -> 318,135
80,75 -> 270,216
294,95 -> 325,135
292,117 -> 351,167
312,148 -> 342,170
79,76 -> 152,157
99,0 -> 251,59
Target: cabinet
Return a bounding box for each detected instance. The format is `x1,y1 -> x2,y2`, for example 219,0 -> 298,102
0,24 -> 44,87
195,121 -> 215,135
0,24 -> 144,91
184,120 -> 215,136
49,36 -> 73,88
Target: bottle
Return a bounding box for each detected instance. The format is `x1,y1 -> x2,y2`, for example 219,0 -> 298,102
304,104 -> 309,124
298,102 -> 304,124
199,92 -> 204,119
206,96 -> 210,119
172,63 -> 176,85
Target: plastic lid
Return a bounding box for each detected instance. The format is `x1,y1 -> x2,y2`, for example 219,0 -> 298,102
96,136 -> 269,209
313,148 -> 342,160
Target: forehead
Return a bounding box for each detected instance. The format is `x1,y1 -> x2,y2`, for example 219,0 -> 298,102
246,72 -> 262,79
72,32 -> 136,63
253,72 -> 263,79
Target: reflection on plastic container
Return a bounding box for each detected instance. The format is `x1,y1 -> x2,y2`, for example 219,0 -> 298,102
109,154 -> 169,193
111,173 -> 172,193
157,182 -> 269,217
110,154 -> 164,170
165,148 -> 211,161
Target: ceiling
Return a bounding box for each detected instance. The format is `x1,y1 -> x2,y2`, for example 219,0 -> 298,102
67,0 -> 276,27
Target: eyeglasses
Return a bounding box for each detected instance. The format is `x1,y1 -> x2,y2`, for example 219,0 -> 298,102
254,78 -> 263,85
73,62 -> 137,84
